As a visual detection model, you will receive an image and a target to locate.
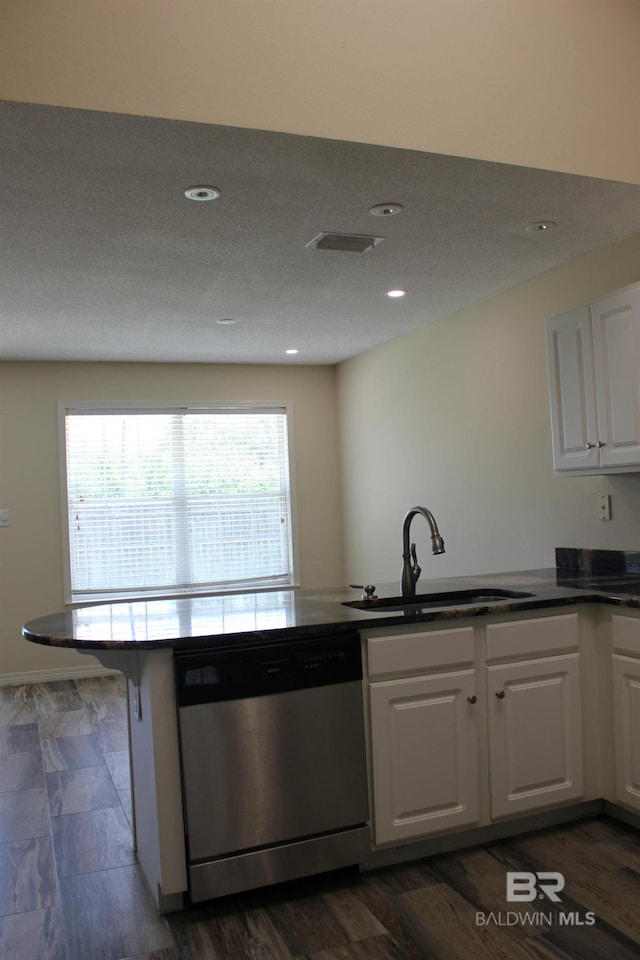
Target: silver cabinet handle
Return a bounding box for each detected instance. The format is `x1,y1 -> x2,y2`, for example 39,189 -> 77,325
597,441 -> 606,448
467,695 -> 477,704
495,690 -> 506,699
585,442 -> 596,449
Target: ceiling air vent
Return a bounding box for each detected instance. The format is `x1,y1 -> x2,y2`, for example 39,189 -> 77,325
306,232 -> 385,253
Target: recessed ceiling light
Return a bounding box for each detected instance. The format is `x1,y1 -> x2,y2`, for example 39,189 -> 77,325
525,220 -> 557,232
370,202 -> 404,217
285,348 -> 299,355
184,185 -> 221,202
216,318 -> 236,325
386,289 -> 407,299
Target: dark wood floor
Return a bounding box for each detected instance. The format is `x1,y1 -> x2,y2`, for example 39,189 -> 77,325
2,678 -> 640,960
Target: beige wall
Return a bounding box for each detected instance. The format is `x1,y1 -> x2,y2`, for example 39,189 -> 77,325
2,1 -> 640,183
0,362 -> 343,679
337,233 -> 640,589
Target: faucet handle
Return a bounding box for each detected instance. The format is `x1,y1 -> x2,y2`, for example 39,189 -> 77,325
349,583 -> 377,599
410,543 -> 421,580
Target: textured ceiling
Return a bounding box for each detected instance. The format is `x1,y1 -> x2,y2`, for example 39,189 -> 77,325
2,100 -> 640,365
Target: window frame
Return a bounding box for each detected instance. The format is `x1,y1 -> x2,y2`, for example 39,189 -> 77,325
58,400 -> 300,606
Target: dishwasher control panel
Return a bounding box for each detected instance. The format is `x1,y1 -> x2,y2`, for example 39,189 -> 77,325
175,632 -> 362,706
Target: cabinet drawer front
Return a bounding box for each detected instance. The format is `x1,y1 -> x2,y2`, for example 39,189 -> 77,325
367,626 -> 475,678
485,614 -> 579,662
612,614 -> 640,657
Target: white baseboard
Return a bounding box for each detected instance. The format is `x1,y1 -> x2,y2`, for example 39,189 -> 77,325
0,664 -> 120,687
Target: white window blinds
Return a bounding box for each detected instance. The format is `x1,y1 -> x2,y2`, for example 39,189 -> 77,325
62,406 -> 294,602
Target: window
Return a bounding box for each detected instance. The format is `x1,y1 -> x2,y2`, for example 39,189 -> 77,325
61,404 -> 295,603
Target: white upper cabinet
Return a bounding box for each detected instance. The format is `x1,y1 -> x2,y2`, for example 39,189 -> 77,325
546,281 -> 640,474
546,306 -> 600,471
592,286 -> 640,467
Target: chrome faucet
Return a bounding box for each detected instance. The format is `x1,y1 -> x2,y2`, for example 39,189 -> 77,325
401,506 -> 445,597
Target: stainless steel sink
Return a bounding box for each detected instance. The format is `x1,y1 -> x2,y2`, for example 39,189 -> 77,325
343,588 -> 534,612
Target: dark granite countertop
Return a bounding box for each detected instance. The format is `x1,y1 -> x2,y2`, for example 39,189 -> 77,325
21,548 -> 640,652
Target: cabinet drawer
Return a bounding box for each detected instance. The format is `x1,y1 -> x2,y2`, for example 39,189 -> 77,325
485,613 -> 579,662
612,614 -> 640,657
367,626 -> 475,678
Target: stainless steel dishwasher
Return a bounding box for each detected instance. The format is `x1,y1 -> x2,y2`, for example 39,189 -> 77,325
174,631 -> 370,902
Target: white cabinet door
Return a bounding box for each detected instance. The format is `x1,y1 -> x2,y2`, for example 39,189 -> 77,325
592,286 -> 640,467
546,306 -> 600,471
369,669 -> 480,844
487,654 -> 583,818
612,654 -> 640,813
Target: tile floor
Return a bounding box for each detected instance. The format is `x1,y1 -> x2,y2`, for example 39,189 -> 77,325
2,677 -> 640,959
0,676 -> 172,960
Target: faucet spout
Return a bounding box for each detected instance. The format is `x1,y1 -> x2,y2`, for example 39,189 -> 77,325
401,506 -> 445,598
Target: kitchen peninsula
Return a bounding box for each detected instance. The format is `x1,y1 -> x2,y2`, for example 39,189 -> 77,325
22,549 -> 640,911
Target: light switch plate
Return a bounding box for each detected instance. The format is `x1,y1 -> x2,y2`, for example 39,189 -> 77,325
0,509 -> 9,526
597,494 -> 611,521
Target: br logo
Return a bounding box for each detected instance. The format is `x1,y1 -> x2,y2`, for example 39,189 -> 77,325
506,872 -> 565,903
